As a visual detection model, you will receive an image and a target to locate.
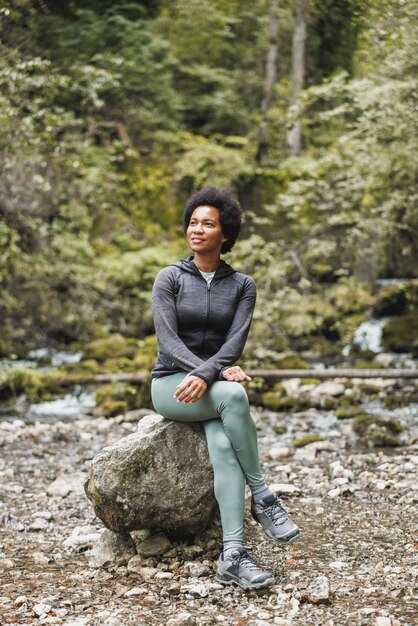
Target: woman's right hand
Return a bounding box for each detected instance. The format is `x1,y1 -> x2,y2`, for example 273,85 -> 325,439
174,374 -> 208,403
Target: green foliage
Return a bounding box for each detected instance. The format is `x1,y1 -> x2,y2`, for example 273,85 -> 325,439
1,0 -> 417,361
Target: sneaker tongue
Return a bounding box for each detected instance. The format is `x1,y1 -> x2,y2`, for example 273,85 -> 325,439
260,493 -> 277,506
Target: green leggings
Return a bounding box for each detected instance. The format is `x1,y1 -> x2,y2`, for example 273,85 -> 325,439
151,372 -> 264,541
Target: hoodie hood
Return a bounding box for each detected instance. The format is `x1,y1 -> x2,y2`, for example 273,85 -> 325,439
172,256 -> 236,278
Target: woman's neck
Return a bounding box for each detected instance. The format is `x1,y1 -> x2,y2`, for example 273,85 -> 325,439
192,253 -> 220,273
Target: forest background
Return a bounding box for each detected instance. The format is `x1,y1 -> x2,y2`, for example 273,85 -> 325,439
1,0 -> 418,383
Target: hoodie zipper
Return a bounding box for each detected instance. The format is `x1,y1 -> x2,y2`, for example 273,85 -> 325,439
200,278 -> 211,355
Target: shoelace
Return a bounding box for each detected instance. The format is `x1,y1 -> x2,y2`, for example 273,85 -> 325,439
232,550 -> 260,571
263,498 -> 289,525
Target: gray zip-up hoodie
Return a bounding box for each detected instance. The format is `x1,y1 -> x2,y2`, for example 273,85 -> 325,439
151,256 -> 256,385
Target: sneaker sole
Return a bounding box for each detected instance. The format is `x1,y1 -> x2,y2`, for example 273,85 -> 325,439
215,573 -> 275,590
265,527 -> 300,545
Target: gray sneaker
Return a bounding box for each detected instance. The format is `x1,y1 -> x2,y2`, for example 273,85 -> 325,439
216,548 -> 274,590
251,495 -> 300,544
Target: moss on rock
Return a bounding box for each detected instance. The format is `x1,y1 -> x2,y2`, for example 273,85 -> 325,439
96,399 -> 129,418
292,434 -> 327,448
382,312 -> 418,356
352,414 -> 403,447
335,406 -> 364,420
0,368 -> 64,402
372,282 -> 418,317
273,353 -> 309,369
94,377 -> 153,418
384,391 -> 418,409
260,392 -> 284,411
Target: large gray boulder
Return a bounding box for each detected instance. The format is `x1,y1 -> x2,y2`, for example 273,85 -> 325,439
84,414 -> 216,538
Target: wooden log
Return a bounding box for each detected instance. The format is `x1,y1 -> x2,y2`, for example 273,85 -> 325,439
246,368 -> 418,380
48,369 -> 418,386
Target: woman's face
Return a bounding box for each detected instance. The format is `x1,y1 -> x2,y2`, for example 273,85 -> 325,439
187,205 -> 227,255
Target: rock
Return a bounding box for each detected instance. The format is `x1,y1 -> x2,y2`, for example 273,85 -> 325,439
136,566 -> 159,581
136,533 -> 172,557
367,424 -> 402,447
294,444 -> 317,462
374,353 -> 395,367
31,551 -> 50,565
85,414 -> 216,537
374,618 -> 392,626
270,483 -> 301,495
292,434 -> 327,448
86,529 -> 136,568
47,472 -> 86,498
180,581 -> 209,598
329,462 -> 345,478
33,602 -> 52,617
181,544 -> 204,560
327,487 -> 341,499
305,575 -> 331,604
33,510 -> 53,520
30,518 -> 49,531
127,555 -> 143,574
312,382 -> 345,397
123,408 -> 156,422
268,447 -> 293,460
124,586 -> 147,597
154,571 -> 174,581
63,525 -> 102,550
358,379 -> 396,393
167,612 -> 196,626
281,379 -> 301,395
183,561 -> 210,577
130,529 -> 150,549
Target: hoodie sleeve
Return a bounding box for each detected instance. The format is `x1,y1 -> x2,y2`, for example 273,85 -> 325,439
152,267 -> 204,373
189,276 -> 256,384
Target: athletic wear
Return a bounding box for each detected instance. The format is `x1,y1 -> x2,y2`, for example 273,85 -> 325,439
251,495 -> 300,544
151,256 -> 299,551
216,548 -> 274,589
151,372 -> 264,541
151,257 -> 256,384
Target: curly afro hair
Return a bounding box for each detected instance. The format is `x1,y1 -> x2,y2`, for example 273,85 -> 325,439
183,186 -> 242,254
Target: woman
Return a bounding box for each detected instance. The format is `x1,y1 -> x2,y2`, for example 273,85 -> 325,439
151,186 -> 299,590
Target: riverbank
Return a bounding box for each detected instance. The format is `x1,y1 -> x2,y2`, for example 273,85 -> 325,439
1,398 -> 417,625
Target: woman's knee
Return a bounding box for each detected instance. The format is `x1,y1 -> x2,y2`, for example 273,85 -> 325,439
218,381 -> 249,410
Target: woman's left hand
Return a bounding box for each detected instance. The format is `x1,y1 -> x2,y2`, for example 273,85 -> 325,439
174,374 -> 208,403
222,366 -> 252,382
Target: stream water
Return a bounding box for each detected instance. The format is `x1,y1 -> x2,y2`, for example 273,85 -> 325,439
0,348 -> 94,423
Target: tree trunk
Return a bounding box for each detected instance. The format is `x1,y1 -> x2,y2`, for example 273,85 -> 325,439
256,0 -> 279,164
287,0 -> 306,156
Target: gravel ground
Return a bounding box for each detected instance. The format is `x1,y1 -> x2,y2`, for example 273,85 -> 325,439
0,397 -> 417,626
